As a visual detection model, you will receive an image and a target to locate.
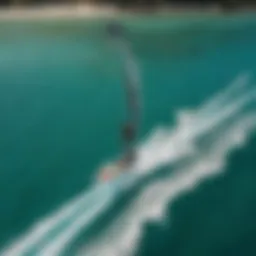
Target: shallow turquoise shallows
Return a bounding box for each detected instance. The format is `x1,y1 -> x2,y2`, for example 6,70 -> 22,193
1,14 -> 256,256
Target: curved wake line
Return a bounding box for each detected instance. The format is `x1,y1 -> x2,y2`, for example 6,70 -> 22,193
1,184 -> 116,256
1,72 -> 255,256
197,71 -> 252,118
38,195 -> 113,256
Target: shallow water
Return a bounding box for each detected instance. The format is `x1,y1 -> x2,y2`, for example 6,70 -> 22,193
1,14 -> 256,256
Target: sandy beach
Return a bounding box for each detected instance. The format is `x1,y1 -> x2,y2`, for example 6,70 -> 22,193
0,3 -> 255,22
0,3 -> 228,21
0,4 -> 119,21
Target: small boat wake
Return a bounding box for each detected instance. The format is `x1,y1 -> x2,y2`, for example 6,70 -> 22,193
1,72 -> 256,256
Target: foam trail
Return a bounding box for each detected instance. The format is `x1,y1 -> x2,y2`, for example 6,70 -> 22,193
135,87 -> 256,175
2,73 -> 255,256
37,194 -> 114,256
83,114 -> 256,256
197,71 -> 252,117
1,184 -> 116,256
182,87 -> 256,136
1,194 -> 86,256
35,81 -> 256,255
176,72 -> 251,130
39,94 -> 256,256
142,75 -> 254,149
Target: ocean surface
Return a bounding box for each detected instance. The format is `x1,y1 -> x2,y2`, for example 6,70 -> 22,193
1,13 -> 256,256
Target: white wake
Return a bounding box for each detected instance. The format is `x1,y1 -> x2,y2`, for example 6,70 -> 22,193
1,72 -> 256,256
82,114 -> 256,256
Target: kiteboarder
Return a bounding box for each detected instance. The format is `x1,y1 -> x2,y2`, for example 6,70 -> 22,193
98,22 -> 141,181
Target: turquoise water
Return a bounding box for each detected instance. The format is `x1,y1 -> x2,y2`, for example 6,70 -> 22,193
1,14 -> 256,256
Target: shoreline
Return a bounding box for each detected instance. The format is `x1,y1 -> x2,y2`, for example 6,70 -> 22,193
0,4 -> 118,21
0,4 -> 256,21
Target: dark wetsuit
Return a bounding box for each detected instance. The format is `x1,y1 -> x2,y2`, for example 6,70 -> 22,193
122,123 -> 136,164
